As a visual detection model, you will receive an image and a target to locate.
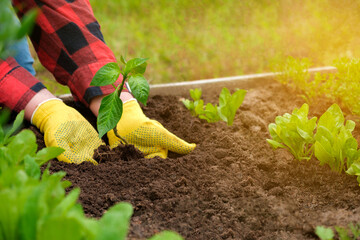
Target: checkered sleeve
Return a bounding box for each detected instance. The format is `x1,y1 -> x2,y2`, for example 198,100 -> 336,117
0,57 -> 46,112
12,0 -> 129,107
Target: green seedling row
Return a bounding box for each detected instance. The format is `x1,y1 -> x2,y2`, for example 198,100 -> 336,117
267,103 -> 360,184
182,87 -> 247,126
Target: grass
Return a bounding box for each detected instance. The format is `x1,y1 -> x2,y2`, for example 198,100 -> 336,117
32,0 -> 360,95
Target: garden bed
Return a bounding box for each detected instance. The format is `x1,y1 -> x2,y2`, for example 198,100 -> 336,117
32,80 -> 360,239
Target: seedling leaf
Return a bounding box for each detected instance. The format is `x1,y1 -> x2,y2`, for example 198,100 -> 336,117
124,58 -> 148,76
90,63 -> 121,86
4,110 -> 24,143
97,202 -> 133,240
35,147 -> 65,166
190,88 -> 202,101
120,55 -> 127,65
315,226 -> 334,240
149,231 -> 184,240
97,92 -> 123,138
24,155 -> 40,179
128,74 -> 150,106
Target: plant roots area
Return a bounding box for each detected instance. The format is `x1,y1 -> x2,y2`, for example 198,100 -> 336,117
32,82 -> 360,239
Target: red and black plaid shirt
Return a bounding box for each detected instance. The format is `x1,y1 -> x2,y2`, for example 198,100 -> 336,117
0,0 -> 127,112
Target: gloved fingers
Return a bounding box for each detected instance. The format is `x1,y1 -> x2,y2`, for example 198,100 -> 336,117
138,145 -> 168,159
48,120 -> 103,164
56,152 -> 99,165
142,120 -> 196,155
108,134 -> 168,158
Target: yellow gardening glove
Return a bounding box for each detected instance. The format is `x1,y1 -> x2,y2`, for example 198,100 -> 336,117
31,99 -> 102,164
107,100 -> 196,158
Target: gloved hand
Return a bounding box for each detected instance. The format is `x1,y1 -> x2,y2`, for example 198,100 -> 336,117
32,99 -> 102,164
107,100 -> 196,158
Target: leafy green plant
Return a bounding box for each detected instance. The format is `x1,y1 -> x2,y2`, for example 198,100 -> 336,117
217,87 -> 247,126
273,56 -> 329,104
182,87 -> 246,126
332,57 -> 360,115
267,103 -> 317,160
316,226 -> 335,240
316,223 -> 360,240
0,0 -> 37,58
273,56 -> 311,87
90,57 -> 150,141
182,88 -> 205,117
0,110 -> 182,240
314,104 -> 360,173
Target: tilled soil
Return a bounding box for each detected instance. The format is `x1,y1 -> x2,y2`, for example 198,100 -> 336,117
32,82 -> 360,239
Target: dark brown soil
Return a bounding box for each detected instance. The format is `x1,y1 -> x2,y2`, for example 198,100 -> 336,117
32,82 -> 360,239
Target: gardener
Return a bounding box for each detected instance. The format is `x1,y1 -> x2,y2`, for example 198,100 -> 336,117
0,0 -> 196,164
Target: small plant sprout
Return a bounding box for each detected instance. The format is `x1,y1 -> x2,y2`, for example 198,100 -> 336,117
182,87 -> 247,126
267,103 -> 317,161
314,104 -> 360,173
90,57 -> 150,142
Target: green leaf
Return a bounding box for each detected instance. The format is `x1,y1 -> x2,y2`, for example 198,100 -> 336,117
35,147 -> 65,166
120,55 -> 127,65
194,100 -> 204,116
97,92 -> 123,138
315,226 -> 334,240
182,99 -> 194,111
128,74 -> 150,106
24,155 -> 41,179
199,103 -> 220,123
7,130 -> 37,164
52,188 -> 80,217
345,120 -> 355,132
149,231 -> 183,240
218,88 -> 247,125
190,88 -> 202,101
96,202 -> 133,240
267,139 -> 285,149
16,9 -> 38,39
334,226 -> 351,240
231,89 -> 247,109
315,141 -> 335,167
90,63 -> 121,86
346,161 -> 360,176
318,104 -> 344,133
4,110 -> 24,143
124,58 -> 148,76
38,217 -> 84,240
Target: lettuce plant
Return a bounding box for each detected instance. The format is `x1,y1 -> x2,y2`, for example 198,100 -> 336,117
314,103 -> 360,173
273,56 -> 312,89
267,103 -> 317,161
316,223 -> 360,240
90,57 -> 150,141
182,87 -> 246,126
182,88 -> 205,117
217,87 -> 247,126
0,110 -> 182,240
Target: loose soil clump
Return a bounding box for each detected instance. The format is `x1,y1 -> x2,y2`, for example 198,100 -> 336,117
32,82 -> 360,239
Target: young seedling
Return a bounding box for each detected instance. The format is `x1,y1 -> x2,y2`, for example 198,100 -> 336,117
90,57 -> 150,143
267,103 -> 317,161
314,103 -> 360,173
182,87 -> 247,126
182,88 -> 204,116
316,223 -> 360,240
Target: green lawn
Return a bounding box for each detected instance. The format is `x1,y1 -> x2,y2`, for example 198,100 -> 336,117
33,0 -> 360,94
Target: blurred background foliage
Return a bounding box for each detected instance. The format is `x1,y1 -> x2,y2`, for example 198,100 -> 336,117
31,0 -> 360,94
